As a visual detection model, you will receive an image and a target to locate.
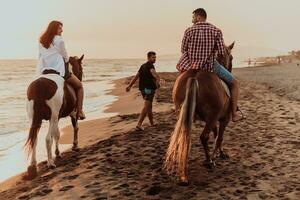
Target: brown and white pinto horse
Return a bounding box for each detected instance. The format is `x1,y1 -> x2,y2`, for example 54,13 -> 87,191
164,43 -> 235,184
25,55 -> 84,179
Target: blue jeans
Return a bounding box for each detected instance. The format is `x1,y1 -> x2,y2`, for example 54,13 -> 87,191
213,61 -> 234,84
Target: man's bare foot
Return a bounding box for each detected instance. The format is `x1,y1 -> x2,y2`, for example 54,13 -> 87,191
232,112 -> 244,122
136,125 -> 144,131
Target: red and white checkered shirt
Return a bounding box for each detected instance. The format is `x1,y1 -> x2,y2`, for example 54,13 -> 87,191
177,22 -> 226,72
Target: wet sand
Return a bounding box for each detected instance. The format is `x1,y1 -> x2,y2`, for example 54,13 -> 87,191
0,65 -> 299,199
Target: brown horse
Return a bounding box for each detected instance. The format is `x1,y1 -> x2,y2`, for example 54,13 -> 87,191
25,55 -> 84,179
164,43 -> 235,184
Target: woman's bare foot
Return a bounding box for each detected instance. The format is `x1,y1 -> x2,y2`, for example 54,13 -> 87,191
77,110 -> 86,120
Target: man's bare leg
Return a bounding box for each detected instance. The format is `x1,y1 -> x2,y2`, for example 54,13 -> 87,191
231,79 -> 243,122
147,103 -> 154,126
137,100 -> 151,129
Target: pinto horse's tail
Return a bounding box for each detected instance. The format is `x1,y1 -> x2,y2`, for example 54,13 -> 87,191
25,104 -> 42,155
25,79 -> 48,155
164,77 -> 198,178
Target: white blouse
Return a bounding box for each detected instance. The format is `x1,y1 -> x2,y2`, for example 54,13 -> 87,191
36,35 -> 69,77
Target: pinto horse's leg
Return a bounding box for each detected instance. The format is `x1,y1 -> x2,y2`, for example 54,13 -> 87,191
26,134 -> 39,179
53,121 -> 61,159
31,137 -> 38,166
200,120 -> 218,169
71,116 -> 79,151
46,118 -> 58,168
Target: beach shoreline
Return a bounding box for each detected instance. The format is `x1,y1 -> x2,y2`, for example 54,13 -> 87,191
1,65 -> 300,199
0,74 -> 173,190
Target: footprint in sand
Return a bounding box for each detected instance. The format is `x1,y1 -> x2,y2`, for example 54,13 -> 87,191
63,174 -> 79,180
59,185 -> 74,192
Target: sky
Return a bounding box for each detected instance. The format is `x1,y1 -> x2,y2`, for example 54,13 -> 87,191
0,0 -> 299,59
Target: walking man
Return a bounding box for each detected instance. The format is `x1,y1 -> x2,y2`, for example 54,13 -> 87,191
126,51 -> 160,130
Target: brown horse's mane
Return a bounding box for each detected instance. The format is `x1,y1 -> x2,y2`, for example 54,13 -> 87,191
217,43 -> 234,73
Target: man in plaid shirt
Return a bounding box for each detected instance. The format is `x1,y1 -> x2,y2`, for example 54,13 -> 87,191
177,8 -> 243,122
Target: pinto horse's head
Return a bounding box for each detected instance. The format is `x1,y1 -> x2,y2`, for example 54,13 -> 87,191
69,54 -> 84,81
217,42 -> 234,73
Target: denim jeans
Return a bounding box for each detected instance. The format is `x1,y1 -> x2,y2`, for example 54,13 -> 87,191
213,61 -> 234,84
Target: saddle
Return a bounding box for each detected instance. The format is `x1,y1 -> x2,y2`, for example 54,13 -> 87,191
219,79 -> 231,98
192,69 -> 231,98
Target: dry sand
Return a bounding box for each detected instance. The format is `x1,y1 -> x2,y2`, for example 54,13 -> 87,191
0,66 -> 299,199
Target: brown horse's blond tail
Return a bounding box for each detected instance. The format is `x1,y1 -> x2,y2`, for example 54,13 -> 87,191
164,77 -> 198,178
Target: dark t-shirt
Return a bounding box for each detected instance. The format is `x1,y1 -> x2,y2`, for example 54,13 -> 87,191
138,62 -> 157,91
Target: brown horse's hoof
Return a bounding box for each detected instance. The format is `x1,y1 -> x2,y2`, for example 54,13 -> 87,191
177,180 -> 189,186
203,160 -> 215,169
23,165 -> 38,180
219,151 -> 230,160
177,176 -> 189,186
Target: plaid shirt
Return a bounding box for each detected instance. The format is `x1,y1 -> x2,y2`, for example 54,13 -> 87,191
177,22 -> 226,72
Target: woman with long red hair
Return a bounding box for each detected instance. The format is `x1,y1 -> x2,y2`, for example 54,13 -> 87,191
37,20 -> 85,120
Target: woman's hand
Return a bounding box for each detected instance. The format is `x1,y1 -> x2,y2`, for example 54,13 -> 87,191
156,80 -> 161,89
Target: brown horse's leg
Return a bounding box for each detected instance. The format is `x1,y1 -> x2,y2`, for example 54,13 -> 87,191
71,116 -> 79,151
213,125 -> 218,139
212,125 -> 219,161
172,72 -> 186,118
213,116 -> 230,160
200,120 -> 218,169
174,101 -> 181,118
217,116 -> 230,159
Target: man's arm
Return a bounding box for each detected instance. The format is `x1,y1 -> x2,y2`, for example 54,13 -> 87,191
181,29 -> 191,53
150,68 -> 160,88
126,73 -> 139,92
216,30 -> 226,56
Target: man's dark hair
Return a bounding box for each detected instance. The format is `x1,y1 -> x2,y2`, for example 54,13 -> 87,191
193,8 -> 207,19
147,51 -> 156,58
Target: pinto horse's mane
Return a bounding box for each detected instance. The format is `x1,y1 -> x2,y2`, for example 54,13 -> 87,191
69,55 -> 84,81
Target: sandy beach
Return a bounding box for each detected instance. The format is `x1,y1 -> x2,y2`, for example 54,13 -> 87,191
1,64 -> 300,199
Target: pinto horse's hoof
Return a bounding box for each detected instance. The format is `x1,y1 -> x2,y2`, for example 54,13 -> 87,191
55,149 -> 61,158
23,165 -> 38,180
47,160 -> 56,169
72,146 -> 80,152
48,165 -> 56,169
